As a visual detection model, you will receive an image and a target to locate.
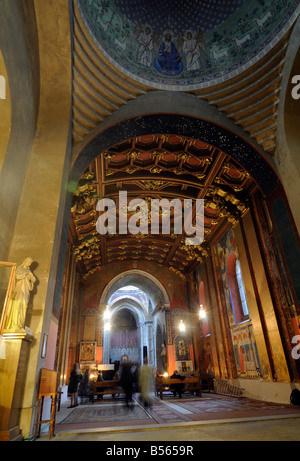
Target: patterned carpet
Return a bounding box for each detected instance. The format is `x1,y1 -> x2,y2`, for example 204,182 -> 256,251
60,403 -> 151,424
147,401 -> 192,424
56,393 -> 300,431
172,396 -> 293,414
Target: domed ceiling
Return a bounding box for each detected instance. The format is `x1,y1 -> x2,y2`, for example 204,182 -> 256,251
77,0 -> 298,88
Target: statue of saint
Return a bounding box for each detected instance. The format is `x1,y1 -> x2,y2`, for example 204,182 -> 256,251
161,343 -> 167,371
5,257 -> 36,331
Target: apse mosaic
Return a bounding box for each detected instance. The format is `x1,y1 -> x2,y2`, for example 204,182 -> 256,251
77,0 -> 298,86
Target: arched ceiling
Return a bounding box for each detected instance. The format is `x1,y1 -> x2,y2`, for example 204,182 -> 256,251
77,0 -> 297,87
71,0 -> 300,154
102,271 -> 168,307
111,308 -> 137,329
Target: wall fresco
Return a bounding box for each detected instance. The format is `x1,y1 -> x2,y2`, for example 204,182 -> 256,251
213,226 -> 262,377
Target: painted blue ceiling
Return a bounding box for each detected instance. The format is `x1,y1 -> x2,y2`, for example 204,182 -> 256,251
77,0 -> 299,86
114,0 -> 245,34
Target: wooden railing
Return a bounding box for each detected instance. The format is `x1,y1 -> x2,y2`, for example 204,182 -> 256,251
213,378 -> 244,397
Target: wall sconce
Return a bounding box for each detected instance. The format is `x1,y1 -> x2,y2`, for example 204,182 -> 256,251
179,319 -> 186,332
199,304 -> 206,319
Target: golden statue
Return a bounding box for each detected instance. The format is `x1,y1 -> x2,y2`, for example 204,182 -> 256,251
5,257 -> 36,331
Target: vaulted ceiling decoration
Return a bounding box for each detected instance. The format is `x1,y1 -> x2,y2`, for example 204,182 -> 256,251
72,0 -> 299,154
69,134 -> 256,280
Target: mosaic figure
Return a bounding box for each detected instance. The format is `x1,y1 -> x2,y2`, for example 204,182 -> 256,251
137,25 -> 154,67
182,30 -> 202,72
154,31 -> 183,76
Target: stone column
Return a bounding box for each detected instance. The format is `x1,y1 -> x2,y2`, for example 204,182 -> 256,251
186,273 -> 202,374
0,0 -> 72,438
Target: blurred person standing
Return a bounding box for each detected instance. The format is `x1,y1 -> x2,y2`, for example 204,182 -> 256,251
120,360 -> 134,409
139,358 -> 153,408
68,363 -> 81,408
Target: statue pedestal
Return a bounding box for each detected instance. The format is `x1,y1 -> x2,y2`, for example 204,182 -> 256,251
0,330 -> 33,441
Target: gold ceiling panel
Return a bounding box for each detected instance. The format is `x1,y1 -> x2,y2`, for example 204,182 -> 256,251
69,135 -> 255,278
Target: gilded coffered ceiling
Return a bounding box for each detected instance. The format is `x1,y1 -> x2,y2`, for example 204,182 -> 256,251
70,133 -> 256,280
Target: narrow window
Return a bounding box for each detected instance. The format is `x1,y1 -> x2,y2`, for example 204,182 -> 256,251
227,254 -> 249,324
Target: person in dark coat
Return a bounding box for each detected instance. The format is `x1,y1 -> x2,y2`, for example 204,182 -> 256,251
170,370 -> 185,398
78,368 -> 92,403
120,361 -> 134,408
68,363 -> 81,408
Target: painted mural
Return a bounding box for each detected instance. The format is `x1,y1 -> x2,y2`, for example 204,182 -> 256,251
78,0 -> 298,86
215,227 -> 239,327
231,323 -> 261,378
213,226 -> 262,378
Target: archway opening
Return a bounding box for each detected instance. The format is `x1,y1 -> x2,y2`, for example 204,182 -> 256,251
102,271 -> 169,370
110,308 -> 140,364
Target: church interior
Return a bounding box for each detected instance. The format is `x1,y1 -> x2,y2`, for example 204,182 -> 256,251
0,0 -> 300,441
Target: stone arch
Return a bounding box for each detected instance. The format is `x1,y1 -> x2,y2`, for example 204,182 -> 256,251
109,301 -> 146,327
71,100 -> 278,196
99,269 -> 170,309
103,301 -> 146,365
276,15 -> 300,232
101,272 -> 169,366
71,92 -> 279,199
109,295 -> 148,320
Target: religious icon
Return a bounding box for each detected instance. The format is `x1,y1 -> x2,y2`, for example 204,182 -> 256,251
80,341 -> 96,362
154,30 -> 183,76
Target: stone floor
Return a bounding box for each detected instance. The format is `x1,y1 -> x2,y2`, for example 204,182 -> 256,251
36,392 -> 300,442
40,416 -> 300,441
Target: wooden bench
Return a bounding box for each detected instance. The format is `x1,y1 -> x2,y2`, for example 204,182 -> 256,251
156,377 -> 202,399
91,380 -> 121,403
